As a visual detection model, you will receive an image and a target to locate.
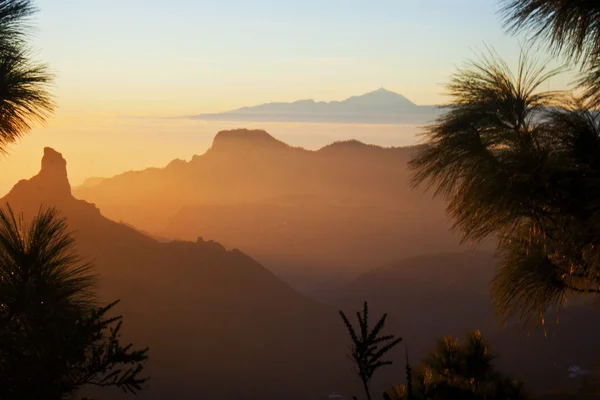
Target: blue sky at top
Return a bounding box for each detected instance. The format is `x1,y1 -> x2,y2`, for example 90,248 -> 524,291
30,0 -> 574,116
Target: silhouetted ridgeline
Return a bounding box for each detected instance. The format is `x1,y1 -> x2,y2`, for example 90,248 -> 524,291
2,148 -> 356,400
73,129 -> 480,298
6,148 -> 598,398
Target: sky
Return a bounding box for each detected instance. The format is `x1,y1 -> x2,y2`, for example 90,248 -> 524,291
0,0 -> 577,195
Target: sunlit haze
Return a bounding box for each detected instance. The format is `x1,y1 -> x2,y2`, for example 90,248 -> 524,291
0,0 -> 574,194
2,1 -> 600,398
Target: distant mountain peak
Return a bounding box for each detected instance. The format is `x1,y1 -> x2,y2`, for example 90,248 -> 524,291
188,88 -> 440,124
208,129 -> 290,153
343,88 -> 417,107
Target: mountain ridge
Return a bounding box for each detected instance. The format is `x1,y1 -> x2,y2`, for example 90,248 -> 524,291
72,129 -> 469,299
1,147 -> 356,400
187,88 -> 442,124
7,148 -> 596,398
74,129 -> 420,190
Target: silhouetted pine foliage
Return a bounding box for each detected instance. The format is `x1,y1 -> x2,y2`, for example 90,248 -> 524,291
0,0 -> 54,153
0,205 -> 148,399
390,331 -> 527,400
500,0 -> 600,107
340,301 -> 402,400
501,1 -> 600,65
0,0 -> 35,52
410,46 -> 600,327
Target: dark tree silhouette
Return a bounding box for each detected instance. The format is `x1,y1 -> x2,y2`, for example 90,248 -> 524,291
406,331 -> 526,400
500,0 -> 600,106
340,301 -> 402,400
410,46 -> 600,326
380,331 -> 526,400
422,336 -> 467,390
463,330 -> 495,393
501,0 -> 600,64
0,0 -> 36,51
0,205 -> 148,399
0,0 -> 54,153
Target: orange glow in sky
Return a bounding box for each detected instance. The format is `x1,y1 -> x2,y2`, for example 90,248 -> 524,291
1,0 -> 575,196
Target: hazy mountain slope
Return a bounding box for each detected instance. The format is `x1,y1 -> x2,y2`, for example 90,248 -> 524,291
188,88 -> 442,124
334,251 -> 600,394
164,197 -> 464,298
74,129 -> 480,295
75,130 -> 424,227
2,148 -> 357,400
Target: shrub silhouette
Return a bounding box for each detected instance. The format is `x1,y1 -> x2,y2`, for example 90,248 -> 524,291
388,331 -> 527,400
340,301 -> 402,400
0,205 -> 148,399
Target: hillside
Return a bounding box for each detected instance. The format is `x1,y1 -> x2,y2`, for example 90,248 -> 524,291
73,129 -> 482,296
2,148 -> 358,400
8,148 -> 599,397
